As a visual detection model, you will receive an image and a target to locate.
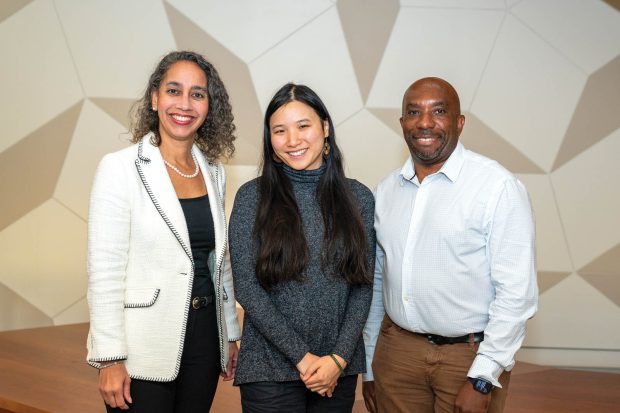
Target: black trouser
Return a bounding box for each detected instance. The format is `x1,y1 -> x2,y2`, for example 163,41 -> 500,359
239,374 -> 358,413
106,280 -> 220,413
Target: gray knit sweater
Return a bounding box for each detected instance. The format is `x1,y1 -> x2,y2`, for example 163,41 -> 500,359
229,164 -> 376,385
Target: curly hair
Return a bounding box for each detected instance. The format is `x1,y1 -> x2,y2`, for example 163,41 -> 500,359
130,50 -> 236,162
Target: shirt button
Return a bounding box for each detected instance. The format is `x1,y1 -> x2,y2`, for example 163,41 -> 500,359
404,296 -> 409,302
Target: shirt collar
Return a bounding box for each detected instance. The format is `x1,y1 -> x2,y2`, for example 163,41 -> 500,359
440,141 -> 465,182
399,141 -> 465,184
400,157 -> 416,182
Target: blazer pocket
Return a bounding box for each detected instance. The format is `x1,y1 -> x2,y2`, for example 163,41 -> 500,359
124,288 -> 160,308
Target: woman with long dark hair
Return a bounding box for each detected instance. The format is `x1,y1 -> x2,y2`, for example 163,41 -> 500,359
86,51 -> 241,412
229,83 -> 376,412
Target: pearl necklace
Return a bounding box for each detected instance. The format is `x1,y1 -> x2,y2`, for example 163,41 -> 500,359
163,152 -> 200,178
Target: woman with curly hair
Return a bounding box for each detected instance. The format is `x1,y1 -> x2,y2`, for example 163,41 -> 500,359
229,83 -> 376,412
86,50 -> 241,412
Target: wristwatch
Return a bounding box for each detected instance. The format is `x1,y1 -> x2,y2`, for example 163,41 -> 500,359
468,377 -> 493,395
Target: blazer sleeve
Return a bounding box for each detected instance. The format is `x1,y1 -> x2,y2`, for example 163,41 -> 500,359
219,163 -> 242,341
86,153 -> 131,363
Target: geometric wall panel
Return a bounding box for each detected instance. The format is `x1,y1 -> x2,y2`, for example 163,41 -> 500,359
471,14 -> 586,172
579,274 -> 620,309
52,297 -> 89,326
90,98 -> 135,130
551,128 -> 620,270
525,274 -> 620,349
223,137 -> 262,167
250,8 -> 364,125
0,283 -> 52,331
368,7 -> 504,110
605,0 -> 620,11
460,113 -> 544,174
165,3 -> 262,166
579,243 -> 620,277
165,0 -> 334,63
337,109 -> 409,189
579,243 -> 620,307
401,0 -> 504,6
223,138 -> 262,166
0,199 -> 87,318
552,55 -> 620,170
537,271 -> 571,295
0,101 -> 82,231
54,100 -> 130,220
516,174 -> 572,272
337,0 -> 399,102
54,0 -> 176,98
0,0 -> 33,23
512,0 -> 620,74
0,0 -> 83,152
224,165 -> 261,218
367,108 -> 401,136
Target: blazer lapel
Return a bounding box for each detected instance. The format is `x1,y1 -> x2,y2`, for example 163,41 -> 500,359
135,133 -> 193,264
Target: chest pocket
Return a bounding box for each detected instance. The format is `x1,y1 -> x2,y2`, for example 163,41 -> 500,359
124,288 -> 160,308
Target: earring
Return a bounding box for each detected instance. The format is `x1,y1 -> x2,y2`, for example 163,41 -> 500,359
152,106 -> 157,111
323,141 -> 331,157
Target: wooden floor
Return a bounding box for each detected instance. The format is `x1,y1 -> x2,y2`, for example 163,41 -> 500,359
1,323 -> 619,413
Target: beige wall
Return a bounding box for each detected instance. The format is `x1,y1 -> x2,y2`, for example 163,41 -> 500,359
1,0 -> 619,371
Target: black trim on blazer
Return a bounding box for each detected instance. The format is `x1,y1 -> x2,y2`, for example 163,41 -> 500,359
135,139 -> 194,382
125,138 -> 233,379
211,163 -> 227,371
124,288 -> 161,308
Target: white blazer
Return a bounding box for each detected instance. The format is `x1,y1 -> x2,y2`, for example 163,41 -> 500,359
86,133 -> 241,381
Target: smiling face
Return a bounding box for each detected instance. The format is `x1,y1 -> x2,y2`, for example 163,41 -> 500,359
151,60 -> 209,144
269,100 -> 329,171
400,78 -> 465,173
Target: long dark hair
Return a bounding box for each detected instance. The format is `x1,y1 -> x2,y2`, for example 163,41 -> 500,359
253,83 -> 371,290
130,50 -> 236,162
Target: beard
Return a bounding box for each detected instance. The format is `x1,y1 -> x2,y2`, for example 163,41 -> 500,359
406,133 -> 449,164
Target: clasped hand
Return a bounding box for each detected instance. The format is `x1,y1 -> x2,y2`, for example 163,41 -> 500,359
297,353 -> 346,397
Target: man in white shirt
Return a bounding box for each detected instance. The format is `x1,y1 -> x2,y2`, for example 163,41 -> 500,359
362,77 -> 538,413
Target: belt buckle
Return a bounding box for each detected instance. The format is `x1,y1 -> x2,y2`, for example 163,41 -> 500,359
192,297 -> 202,309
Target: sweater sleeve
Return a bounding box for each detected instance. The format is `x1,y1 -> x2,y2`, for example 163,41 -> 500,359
331,182 -> 376,364
229,181 -> 311,365
362,243 -> 386,381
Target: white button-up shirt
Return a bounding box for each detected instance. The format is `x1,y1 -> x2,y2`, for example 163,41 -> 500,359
363,142 -> 538,386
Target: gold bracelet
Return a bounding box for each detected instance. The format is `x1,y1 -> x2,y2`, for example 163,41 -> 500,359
329,354 -> 345,377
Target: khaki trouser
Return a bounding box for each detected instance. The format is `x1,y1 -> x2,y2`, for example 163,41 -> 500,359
372,316 -> 511,413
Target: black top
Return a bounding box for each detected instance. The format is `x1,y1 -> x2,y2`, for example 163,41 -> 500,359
229,164 -> 376,385
180,195 -> 215,295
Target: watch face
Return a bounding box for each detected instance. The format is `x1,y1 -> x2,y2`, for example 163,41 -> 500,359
470,378 -> 493,394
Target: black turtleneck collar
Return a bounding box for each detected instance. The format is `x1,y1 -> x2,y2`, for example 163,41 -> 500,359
278,162 -> 326,183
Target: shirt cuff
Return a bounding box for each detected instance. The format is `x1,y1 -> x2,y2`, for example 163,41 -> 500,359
362,350 -> 374,381
468,355 -> 504,388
